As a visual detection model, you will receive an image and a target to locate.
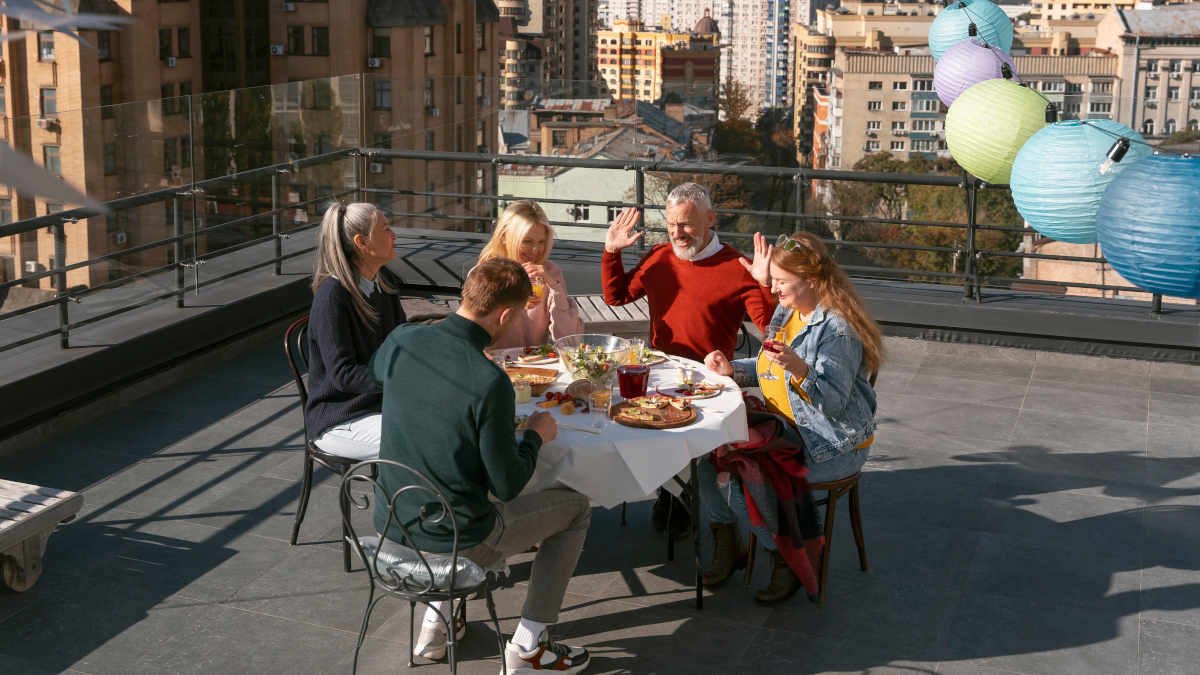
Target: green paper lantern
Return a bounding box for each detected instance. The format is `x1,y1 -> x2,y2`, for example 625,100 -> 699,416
945,79 -> 1048,185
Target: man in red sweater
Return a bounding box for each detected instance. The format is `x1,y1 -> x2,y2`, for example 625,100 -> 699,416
602,182 -> 776,361
602,182 -> 776,535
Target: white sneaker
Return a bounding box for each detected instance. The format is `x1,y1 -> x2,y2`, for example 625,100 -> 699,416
412,608 -> 468,661
501,633 -> 590,674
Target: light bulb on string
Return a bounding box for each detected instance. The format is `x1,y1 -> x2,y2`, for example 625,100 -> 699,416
1099,137 -> 1131,175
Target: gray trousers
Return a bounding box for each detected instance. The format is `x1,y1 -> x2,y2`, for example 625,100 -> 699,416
461,488 -> 591,624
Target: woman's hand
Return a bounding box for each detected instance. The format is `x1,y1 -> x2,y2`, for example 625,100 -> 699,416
737,232 -> 773,288
704,350 -> 733,377
761,343 -> 809,382
522,262 -> 546,282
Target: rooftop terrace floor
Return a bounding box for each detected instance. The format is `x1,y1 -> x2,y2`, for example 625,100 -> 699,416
1,335 -> 1199,674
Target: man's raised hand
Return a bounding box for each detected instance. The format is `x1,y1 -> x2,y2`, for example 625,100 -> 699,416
604,207 -> 643,254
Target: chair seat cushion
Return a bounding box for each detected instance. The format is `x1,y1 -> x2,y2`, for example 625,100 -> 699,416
358,535 -> 496,591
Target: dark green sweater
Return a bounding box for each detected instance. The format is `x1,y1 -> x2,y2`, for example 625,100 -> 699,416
370,313 -> 543,552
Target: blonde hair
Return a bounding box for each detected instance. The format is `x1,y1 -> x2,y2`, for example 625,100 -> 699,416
478,201 -> 554,265
772,232 -> 884,376
312,202 -> 396,326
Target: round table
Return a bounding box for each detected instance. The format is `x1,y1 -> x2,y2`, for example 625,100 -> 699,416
503,351 -> 749,509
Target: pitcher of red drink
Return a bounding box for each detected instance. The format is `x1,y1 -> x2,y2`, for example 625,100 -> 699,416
617,364 -> 650,399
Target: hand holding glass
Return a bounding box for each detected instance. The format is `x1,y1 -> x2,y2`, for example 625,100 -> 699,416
759,329 -> 787,381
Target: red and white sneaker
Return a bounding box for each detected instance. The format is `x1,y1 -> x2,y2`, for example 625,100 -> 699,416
501,632 -> 589,674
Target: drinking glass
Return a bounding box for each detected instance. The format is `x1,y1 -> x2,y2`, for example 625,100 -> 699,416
627,337 -> 645,365
617,364 -> 650,399
529,276 -> 546,303
758,328 -> 787,381
589,386 -> 613,423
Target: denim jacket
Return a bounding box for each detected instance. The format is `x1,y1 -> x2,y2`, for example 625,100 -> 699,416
730,304 -> 877,463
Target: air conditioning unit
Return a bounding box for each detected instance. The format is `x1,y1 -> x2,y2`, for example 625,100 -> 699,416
283,1 -> 297,10
24,260 -> 40,274
866,131 -> 877,137
368,162 -> 385,174
367,57 -> 382,68
1146,100 -> 1157,108
477,95 -> 490,106
166,56 -> 177,68
1148,72 -> 1159,80
35,117 -> 59,130
426,105 -> 440,117
1170,72 -> 1181,79
113,230 -> 128,245
1191,101 -> 1200,108
270,44 -> 286,56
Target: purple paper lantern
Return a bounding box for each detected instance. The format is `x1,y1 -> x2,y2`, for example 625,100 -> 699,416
934,39 -> 1019,108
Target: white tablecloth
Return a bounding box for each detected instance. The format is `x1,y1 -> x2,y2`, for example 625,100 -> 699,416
508,354 -> 749,509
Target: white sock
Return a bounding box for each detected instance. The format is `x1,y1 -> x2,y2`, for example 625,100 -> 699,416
422,600 -> 449,626
511,617 -> 548,651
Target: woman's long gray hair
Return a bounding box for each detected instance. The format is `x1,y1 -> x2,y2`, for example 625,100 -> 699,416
312,202 -> 396,326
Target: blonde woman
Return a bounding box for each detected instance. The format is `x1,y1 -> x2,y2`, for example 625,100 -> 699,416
477,201 -> 583,349
702,231 -> 883,604
305,202 -> 405,462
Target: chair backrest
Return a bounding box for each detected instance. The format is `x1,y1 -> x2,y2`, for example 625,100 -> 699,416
284,314 -> 310,409
341,458 -> 477,596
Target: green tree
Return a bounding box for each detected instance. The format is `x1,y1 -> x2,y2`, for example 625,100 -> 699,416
719,78 -> 753,122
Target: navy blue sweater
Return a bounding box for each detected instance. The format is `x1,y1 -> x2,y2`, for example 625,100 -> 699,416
304,270 -> 406,440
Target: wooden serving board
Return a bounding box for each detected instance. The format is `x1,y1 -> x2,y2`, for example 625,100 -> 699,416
611,399 -> 698,429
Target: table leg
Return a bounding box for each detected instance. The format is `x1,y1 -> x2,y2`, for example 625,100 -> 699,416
690,457 -> 702,611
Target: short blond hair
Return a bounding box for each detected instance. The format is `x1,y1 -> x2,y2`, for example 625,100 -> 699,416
461,258 -> 531,316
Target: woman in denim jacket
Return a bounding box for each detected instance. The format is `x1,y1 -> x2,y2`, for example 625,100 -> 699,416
701,231 -> 883,604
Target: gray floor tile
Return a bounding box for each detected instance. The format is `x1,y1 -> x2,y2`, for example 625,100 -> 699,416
916,354 -> 1034,383
900,372 -> 1029,409
739,627 -> 943,675
1138,619 -> 1200,675
1022,382 -> 1149,423
1012,410 -> 1147,454
1139,565 -> 1200,629
877,394 -> 1021,443
1149,391 -> 1200,428
1151,374 -> 1200,398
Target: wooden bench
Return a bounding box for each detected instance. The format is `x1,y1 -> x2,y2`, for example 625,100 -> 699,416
0,479 -> 83,591
399,293 -> 652,338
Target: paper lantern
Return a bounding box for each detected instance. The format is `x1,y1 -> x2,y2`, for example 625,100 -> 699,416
929,0 -> 1014,61
933,39 -> 1018,108
1096,154 -> 1200,299
945,79 -> 1048,185
1010,120 -> 1151,244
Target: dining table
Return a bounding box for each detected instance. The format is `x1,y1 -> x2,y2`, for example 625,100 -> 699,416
498,348 -> 751,609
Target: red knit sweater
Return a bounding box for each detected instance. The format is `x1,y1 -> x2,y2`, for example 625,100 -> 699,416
602,243 -> 777,361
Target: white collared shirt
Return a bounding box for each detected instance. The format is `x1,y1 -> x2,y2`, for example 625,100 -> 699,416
676,232 -> 722,262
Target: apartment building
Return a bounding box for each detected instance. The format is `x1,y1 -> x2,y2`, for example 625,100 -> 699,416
501,38 -> 545,108
1030,0 -> 1136,28
817,49 -> 1121,170
497,0 -> 533,26
595,17 -> 719,104
0,0 -> 500,289
539,0 -> 599,95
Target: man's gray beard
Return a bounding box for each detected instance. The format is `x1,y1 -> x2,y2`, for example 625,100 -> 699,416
671,241 -> 701,261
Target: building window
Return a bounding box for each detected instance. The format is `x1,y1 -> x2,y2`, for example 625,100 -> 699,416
164,137 -> 178,174
424,26 -> 434,55
868,81 -> 882,90
425,182 -> 435,211
424,78 -> 435,106
475,22 -> 485,51
1146,86 -> 1158,99
455,22 -> 462,53
311,80 -> 331,109
100,85 -> 113,118
892,101 -> 908,111
867,100 -> 881,111
866,140 -> 880,151
312,27 -> 329,56
46,203 -> 62,215
1145,60 -> 1158,72
373,79 -> 392,110
103,143 -> 117,175
97,31 -> 112,60
0,85 -> 5,117
40,88 -> 57,116
1142,119 -> 1154,136
1041,81 -> 1064,92
287,25 -> 304,54
373,32 -> 390,58
374,132 -> 392,149
912,119 -> 936,131
1093,81 -> 1112,93
38,31 -> 54,61
891,121 -> 906,131
181,133 -> 191,165
914,98 -> 939,112
913,79 -> 933,91
893,81 -> 908,90
1167,87 -> 1179,101
425,130 -> 435,151
1165,119 -> 1177,135
866,120 -> 880,130
890,140 -> 905,150
315,133 -> 331,154
912,139 -> 936,151
0,199 -> 10,226
159,28 -> 172,59
177,27 -> 190,58
162,83 -> 178,114
1089,102 -> 1112,114
43,145 -> 61,175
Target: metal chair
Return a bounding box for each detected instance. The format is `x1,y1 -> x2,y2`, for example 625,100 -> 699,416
283,314 -> 363,572
341,459 -> 506,675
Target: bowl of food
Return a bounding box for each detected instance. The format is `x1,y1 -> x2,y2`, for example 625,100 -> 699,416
554,334 -> 629,386
503,365 -> 559,396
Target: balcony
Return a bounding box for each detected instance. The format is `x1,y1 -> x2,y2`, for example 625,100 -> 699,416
0,76 -> 1198,674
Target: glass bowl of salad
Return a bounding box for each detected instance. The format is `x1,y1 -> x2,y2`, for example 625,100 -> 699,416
554,334 -> 629,386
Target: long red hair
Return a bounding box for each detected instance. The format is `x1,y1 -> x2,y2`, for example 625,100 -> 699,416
772,232 -> 884,376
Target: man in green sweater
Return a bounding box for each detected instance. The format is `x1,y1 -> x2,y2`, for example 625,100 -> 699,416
371,258 -> 591,674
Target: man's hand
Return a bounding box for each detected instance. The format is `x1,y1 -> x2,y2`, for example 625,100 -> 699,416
526,410 -> 557,444
737,232 -> 773,287
704,350 -> 734,377
604,207 -> 643,254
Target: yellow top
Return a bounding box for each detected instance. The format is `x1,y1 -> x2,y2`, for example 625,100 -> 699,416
757,311 -> 808,418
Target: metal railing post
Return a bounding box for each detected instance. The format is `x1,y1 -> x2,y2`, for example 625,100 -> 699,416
1151,293 -> 1163,315
963,175 -> 979,302
351,149 -> 363,203
173,196 -> 185,307
53,221 -> 69,348
793,172 -> 807,234
635,166 -> 645,251
272,170 -> 283,275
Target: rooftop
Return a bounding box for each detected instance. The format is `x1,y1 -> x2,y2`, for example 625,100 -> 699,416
1,329 -> 1198,674
1119,4 -> 1200,37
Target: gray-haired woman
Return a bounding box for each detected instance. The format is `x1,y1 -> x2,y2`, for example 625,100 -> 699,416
305,202 -> 406,461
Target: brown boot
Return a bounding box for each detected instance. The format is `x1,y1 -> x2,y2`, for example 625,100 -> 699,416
702,523 -> 745,588
754,550 -> 800,605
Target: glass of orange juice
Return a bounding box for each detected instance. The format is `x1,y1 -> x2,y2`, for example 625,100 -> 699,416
530,276 -> 546,303
627,337 -> 644,365
589,386 -> 613,422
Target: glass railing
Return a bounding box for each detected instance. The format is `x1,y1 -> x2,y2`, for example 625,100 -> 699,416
0,75 -> 1190,354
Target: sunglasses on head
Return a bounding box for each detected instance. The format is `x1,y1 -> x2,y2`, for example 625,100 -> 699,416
775,233 -> 805,252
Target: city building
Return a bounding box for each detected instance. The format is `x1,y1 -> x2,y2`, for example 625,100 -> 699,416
1030,0 -> 1136,28
539,0 -> 599,96
595,17 -> 719,105
0,1 -> 500,289
497,0 -> 533,26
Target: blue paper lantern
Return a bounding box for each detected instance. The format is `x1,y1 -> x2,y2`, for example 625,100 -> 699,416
934,39 -> 1019,108
1096,153 -> 1200,299
1011,120 -> 1151,244
929,0 -> 1014,61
